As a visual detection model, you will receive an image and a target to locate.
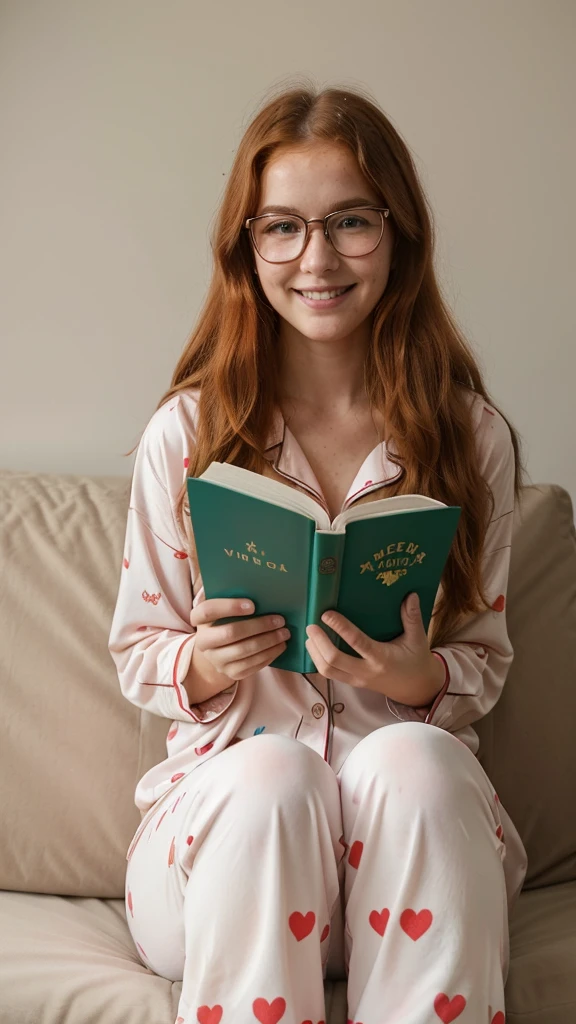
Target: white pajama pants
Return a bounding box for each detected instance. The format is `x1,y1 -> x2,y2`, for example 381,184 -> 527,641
125,722 -> 513,1024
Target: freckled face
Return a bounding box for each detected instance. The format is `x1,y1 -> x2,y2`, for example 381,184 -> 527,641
251,142 -> 394,344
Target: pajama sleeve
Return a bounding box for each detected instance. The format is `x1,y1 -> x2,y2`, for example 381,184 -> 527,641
386,400 -> 516,733
108,398 -> 239,723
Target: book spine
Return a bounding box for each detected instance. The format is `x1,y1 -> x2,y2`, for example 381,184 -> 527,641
304,531 -> 346,673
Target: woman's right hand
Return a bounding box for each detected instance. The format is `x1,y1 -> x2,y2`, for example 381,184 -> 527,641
189,598 -> 291,681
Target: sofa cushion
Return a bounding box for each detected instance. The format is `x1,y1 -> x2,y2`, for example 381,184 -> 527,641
505,882 -> 576,1023
0,890 -> 179,1024
0,887 -> 574,1024
0,890 -> 348,1024
474,484 -> 576,888
0,470 -> 168,897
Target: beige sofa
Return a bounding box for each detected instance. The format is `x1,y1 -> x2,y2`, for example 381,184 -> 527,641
0,468 -> 575,1024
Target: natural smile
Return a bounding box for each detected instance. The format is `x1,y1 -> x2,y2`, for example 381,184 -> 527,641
293,284 -> 356,309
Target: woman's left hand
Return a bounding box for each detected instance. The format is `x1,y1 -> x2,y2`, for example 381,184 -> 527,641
304,592 -> 445,708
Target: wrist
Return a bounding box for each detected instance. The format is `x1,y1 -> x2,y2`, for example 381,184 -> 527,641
409,652 -> 447,709
424,651 -> 448,703
183,644 -> 234,705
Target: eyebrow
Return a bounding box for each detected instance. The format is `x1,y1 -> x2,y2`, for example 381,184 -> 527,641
257,196 -> 376,216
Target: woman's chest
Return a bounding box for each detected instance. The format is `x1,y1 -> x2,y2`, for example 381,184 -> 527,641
276,408 -> 386,521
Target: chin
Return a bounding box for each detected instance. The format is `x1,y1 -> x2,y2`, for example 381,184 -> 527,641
298,325 -> 361,344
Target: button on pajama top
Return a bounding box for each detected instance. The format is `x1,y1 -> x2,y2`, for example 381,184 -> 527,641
108,387 -> 528,1024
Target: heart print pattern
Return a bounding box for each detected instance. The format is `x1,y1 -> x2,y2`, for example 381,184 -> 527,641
289,911 -> 315,941
196,1008 -> 223,1024
252,997 -> 286,1023
400,908 -> 433,940
434,993 -> 467,1022
368,908 -> 390,936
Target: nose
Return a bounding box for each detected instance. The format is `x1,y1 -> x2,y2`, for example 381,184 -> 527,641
298,221 -> 341,275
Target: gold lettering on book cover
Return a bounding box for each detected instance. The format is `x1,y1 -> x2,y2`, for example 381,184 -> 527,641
377,569 -> 408,586
360,540 -> 427,583
223,540 -> 288,573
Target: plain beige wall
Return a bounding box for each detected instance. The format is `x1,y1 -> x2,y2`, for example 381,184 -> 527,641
1,1 -> 575,504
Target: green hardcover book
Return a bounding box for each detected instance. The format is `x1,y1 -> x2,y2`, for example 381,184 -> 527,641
187,463 -> 461,674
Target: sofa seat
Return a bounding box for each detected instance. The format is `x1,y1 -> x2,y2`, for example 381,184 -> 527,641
505,881 -> 576,1021
0,889 -> 348,1024
1,884 -> 575,1024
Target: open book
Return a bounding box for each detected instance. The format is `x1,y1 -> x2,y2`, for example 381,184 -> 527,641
187,462 -> 461,674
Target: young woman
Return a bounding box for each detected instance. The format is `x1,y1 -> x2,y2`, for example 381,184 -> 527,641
109,82 -> 528,1024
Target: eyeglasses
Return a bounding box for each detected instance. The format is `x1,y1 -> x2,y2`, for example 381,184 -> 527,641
244,206 -> 390,263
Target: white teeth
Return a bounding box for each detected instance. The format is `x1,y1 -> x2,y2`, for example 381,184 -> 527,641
300,287 -> 350,300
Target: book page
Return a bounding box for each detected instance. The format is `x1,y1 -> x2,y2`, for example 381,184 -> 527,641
199,462 -> 448,534
330,494 -> 447,532
198,461 -> 331,528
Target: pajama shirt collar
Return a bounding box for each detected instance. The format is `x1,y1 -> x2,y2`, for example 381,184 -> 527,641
262,404 -> 404,520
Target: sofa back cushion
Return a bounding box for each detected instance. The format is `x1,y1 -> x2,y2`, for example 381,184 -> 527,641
0,472 -> 575,897
0,470 -> 167,897
474,483 -> 576,888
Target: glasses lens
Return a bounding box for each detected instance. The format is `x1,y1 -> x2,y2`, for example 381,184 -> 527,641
251,216 -> 306,262
252,208 -> 384,261
328,207 -> 383,256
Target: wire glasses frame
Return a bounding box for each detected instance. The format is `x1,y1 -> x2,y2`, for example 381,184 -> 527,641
243,206 -> 390,263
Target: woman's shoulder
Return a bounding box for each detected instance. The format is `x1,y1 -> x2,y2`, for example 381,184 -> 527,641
139,388 -> 201,454
133,388 -> 201,498
462,388 -> 513,452
461,389 -> 515,499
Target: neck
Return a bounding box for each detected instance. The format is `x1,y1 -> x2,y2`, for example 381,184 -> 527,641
277,321 -> 371,414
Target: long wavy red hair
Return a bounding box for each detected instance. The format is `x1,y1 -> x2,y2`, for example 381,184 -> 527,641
127,78 -> 526,650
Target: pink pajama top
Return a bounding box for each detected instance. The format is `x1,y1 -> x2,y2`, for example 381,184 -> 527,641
108,386 -> 528,905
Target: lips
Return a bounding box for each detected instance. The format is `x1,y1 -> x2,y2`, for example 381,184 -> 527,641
294,284 -> 355,295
